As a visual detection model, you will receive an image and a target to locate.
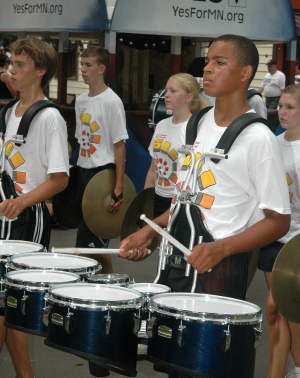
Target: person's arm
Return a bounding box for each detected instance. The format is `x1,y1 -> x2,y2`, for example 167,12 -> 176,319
0,71 -> 18,97
109,139 -> 126,212
144,159 -> 157,189
0,172 -> 69,219
187,209 -> 290,274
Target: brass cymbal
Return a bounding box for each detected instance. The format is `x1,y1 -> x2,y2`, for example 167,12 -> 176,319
271,234 -> 300,323
121,187 -> 158,251
82,169 -> 136,239
52,165 -> 81,229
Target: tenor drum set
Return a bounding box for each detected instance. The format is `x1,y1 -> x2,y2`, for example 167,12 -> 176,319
0,97 -> 268,377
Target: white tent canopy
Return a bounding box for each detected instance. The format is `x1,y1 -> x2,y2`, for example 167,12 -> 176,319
111,0 -> 296,42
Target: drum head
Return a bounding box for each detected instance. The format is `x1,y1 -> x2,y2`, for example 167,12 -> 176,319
46,283 -> 143,309
150,293 -> 261,324
0,240 -> 44,258
129,283 -> 171,296
7,252 -> 100,274
4,269 -> 80,289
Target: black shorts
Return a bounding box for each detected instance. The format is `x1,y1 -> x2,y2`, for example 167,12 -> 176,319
258,241 -> 284,272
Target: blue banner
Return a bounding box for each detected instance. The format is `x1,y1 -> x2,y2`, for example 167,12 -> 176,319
111,0 -> 296,42
0,0 -> 108,32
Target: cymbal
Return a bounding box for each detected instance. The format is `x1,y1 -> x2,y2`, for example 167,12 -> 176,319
271,234 -> 300,323
52,165 -> 81,229
82,169 -> 136,239
121,187 -> 158,251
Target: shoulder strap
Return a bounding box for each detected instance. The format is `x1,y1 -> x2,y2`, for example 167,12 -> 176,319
17,100 -> 61,138
0,99 -> 61,141
0,99 -> 19,134
185,106 -> 213,145
211,113 -> 271,163
247,89 -> 262,99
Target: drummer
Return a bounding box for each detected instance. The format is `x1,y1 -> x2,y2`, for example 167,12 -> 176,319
144,73 -> 208,218
119,34 -> 290,376
0,39 -> 69,378
74,45 -> 128,273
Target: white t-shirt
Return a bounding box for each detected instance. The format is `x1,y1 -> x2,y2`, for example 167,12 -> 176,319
173,108 -> 291,241
75,87 -> 128,169
261,70 -> 285,97
3,101 -> 69,194
277,132 -> 300,244
149,116 -> 187,198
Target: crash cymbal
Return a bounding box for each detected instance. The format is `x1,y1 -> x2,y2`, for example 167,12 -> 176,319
271,233 -> 300,323
121,187 -> 158,251
82,169 -> 136,239
52,165 -> 81,229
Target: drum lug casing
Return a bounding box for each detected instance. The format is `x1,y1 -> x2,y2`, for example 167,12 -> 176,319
222,324 -> 231,352
146,316 -> 157,338
21,292 -> 28,316
177,320 -> 186,348
254,323 -> 262,348
42,305 -> 51,327
0,285 -> 6,309
64,310 -> 74,334
104,312 -> 111,336
133,312 -> 142,335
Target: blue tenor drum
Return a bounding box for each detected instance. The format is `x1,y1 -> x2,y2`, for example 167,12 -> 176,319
0,240 -> 44,316
87,273 -> 133,287
3,269 -> 80,336
146,293 -> 262,378
44,283 -> 144,377
5,252 -> 101,281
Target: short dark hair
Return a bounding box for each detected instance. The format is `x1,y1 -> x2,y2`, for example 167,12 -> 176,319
10,38 -> 58,89
81,45 -> 110,71
213,34 -> 259,84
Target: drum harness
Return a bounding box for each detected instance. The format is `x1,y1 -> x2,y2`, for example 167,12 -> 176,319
151,106 -> 271,292
0,99 -> 61,240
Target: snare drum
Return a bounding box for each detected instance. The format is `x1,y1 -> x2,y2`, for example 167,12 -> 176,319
129,283 -> 171,340
0,241 -> 44,316
0,240 -> 44,279
3,269 -> 80,336
148,88 -> 170,128
44,283 -> 144,377
6,252 -> 101,280
146,293 -> 262,378
87,273 -> 133,286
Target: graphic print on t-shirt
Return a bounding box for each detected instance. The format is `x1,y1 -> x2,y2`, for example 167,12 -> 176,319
153,136 -> 179,188
79,112 -> 101,158
178,152 -> 216,211
5,142 -> 26,193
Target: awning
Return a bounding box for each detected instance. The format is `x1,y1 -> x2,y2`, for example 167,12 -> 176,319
0,0 -> 108,32
111,0 -> 297,42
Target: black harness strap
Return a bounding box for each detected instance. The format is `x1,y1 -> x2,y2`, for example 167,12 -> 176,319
0,99 -> 61,138
185,107 -> 271,163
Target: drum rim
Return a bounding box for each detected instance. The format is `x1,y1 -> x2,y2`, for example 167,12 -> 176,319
6,252 -> 101,274
44,283 -> 144,310
0,240 -> 44,258
129,282 -> 171,295
88,273 -> 131,284
148,292 -> 262,325
3,269 -> 80,291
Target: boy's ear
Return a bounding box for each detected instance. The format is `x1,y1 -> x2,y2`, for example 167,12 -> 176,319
99,64 -> 106,74
241,65 -> 252,82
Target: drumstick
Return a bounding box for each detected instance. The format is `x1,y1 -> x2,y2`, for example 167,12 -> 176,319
140,214 -> 212,272
51,247 -> 151,255
140,214 -> 191,257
